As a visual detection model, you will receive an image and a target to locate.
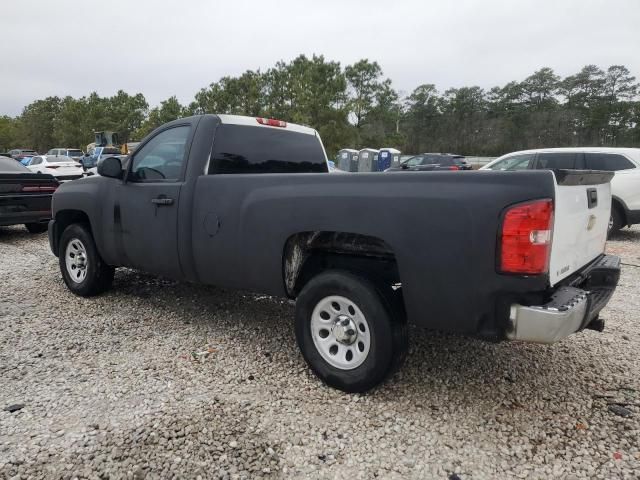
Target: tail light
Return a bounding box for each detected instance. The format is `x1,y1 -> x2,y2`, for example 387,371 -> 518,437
499,199 -> 554,274
256,117 -> 287,127
447,166 -> 459,171
21,184 -> 58,192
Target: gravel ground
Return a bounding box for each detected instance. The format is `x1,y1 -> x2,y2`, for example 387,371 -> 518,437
1,225 -> 639,480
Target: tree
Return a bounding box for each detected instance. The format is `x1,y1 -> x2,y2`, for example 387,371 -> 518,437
344,59 -> 383,134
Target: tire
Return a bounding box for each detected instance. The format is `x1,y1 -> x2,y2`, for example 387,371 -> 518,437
24,223 -> 48,234
58,223 -> 114,296
295,270 -> 408,393
608,206 -> 624,237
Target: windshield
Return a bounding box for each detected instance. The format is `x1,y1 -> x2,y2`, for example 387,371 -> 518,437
67,150 -> 83,156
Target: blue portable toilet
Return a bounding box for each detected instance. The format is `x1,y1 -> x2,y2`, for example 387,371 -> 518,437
378,148 -> 401,171
337,148 -> 358,171
358,148 -> 379,172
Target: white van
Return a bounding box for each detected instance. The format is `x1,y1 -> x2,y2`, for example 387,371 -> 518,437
482,147 -> 640,233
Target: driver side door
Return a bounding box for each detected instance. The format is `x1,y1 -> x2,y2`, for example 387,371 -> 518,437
114,125 -> 191,278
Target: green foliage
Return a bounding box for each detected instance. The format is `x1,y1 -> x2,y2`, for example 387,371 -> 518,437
2,59 -> 639,157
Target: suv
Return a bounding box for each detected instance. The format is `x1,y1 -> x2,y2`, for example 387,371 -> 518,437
46,148 -> 84,162
481,148 -> 640,233
387,153 -> 472,171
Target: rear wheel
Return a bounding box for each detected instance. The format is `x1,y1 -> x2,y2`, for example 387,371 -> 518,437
608,205 -> 624,236
59,223 -> 114,296
24,223 -> 47,234
295,270 -> 408,393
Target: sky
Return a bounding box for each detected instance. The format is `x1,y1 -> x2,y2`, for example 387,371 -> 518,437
1,0 -> 639,116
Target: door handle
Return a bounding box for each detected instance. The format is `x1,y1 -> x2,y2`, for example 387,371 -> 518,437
151,196 -> 174,206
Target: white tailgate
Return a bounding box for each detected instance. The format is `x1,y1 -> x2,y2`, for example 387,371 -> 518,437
549,174 -> 611,286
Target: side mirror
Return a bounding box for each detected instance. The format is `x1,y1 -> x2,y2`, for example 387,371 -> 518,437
97,156 -> 123,179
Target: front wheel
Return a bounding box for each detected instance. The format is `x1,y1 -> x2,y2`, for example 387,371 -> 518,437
295,271 -> 408,393
59,223 -> 114,296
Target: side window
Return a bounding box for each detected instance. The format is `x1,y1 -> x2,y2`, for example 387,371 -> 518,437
31,157 -> 41,165
585,153 -> 635,171
209,125 -> 328,174
404,156 -> 424,167
130,126 -> 190,181
536,153 -> 576,170
488,153 -> 535,170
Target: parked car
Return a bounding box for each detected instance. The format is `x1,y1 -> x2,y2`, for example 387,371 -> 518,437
80,147 -> 124,170
27,155 -> 84,181
8,149 -> 38,161
0,156 -> 59,232
46,148 -> 85,162
386,153 -> 472,171
481,148 -> 640,234
48,114 -> 620,392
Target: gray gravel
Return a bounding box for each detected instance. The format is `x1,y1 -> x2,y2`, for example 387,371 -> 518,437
1,225 -> 639,479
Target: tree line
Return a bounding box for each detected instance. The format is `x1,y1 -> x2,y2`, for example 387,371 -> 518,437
1,55 -> 638,157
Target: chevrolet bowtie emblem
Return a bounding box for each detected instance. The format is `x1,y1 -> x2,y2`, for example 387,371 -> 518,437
587,214 -> 597,231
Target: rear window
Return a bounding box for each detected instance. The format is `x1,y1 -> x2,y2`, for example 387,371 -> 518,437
585,153 -> 635,171
536,153 -> 577,170
209,125 -> 328,174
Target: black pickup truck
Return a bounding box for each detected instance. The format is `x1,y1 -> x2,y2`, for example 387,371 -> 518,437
48,114 -> 620,392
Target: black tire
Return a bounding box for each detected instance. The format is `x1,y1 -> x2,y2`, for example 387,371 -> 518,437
24,223 -> 48,234
58,223 -> 114,296
295,270 -> 408,393
608,205 -> 624,237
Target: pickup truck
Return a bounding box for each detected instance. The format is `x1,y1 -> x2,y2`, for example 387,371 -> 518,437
48,114 -> 621,392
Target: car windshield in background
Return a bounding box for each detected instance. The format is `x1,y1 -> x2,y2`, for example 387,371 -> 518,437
0,157 -> 30,172
48,156 -> 73,163
67,150 -> 83,156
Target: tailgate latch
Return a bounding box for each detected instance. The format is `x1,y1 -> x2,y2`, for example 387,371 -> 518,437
587,188 -> 598,209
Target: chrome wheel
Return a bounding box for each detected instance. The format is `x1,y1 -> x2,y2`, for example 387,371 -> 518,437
65,238 -> 88,283
310,295 -> 371,370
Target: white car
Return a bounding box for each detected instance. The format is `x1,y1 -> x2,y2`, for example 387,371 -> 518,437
481,147 -> 640,233
27,155 -> 84,181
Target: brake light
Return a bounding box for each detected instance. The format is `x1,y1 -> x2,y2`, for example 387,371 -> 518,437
21,185 -> 58,192
256,117 -> 287,127
499,199 -> 554,274
447,166 -> 459,171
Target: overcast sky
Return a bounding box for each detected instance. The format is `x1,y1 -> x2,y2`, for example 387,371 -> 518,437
1,0 -> 639,116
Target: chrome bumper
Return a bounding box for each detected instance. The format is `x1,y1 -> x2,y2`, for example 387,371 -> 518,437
506,255 -> 620,344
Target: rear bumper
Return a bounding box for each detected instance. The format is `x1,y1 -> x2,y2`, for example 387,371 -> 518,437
506,254 -> 620,343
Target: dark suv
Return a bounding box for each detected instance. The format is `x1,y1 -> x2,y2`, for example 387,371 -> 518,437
386,153 -> 471,171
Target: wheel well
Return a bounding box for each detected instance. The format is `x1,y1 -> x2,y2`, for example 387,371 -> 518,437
283,231 -> 400,298
52,210 -> 92,256
612,198 -> 627,226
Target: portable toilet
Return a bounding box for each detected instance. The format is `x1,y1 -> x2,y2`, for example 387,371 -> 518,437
337,148 -> 358,172
358,148 -> 380,172
378,148 -> 401,171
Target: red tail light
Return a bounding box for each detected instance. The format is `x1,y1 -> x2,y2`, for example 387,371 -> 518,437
499,199 -> 554,274
256,117 -> 287,127
447,166 -> 459,171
